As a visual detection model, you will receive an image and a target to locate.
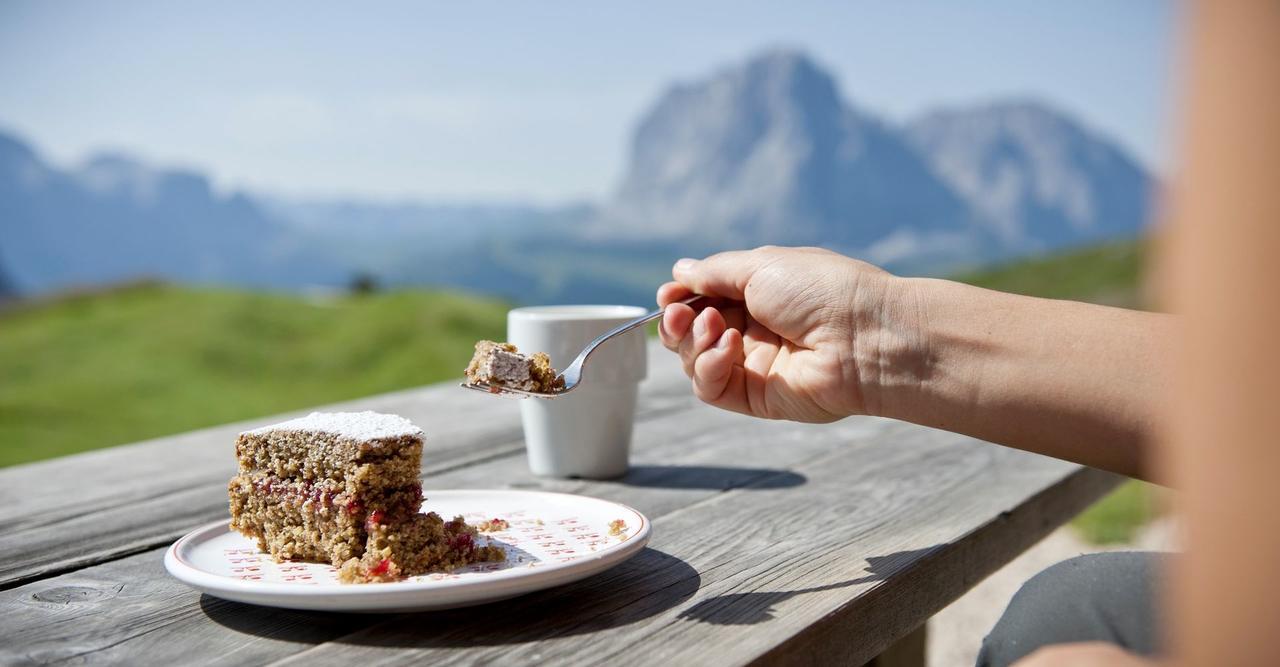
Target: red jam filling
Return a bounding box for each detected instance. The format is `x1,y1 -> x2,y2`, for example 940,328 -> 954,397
450,531 -> 474,554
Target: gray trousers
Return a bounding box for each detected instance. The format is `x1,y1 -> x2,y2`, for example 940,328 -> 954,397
976,552 -> 1163,667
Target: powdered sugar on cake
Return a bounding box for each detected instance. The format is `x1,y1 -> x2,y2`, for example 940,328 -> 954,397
244,411 -> 423,441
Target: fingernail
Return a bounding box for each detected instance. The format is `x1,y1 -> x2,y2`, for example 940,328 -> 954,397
716,333 -> 732,349
674,257 -> 698,273
691,311 -> 707,339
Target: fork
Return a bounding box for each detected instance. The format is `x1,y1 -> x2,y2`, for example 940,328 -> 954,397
460,295 -> 704,399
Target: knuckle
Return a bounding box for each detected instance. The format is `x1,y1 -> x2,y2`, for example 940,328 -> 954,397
680,349 -> 697,376
692,376 -> 720,403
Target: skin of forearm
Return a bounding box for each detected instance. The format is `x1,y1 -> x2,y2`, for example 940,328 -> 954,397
862,275 -> 1171,481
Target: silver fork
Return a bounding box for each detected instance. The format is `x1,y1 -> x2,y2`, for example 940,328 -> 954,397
460,295 -> 704,399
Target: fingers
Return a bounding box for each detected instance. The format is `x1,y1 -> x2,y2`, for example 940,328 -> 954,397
660,280 -> 750,330
659,305 -> 754,416
671,248 -> 780,301
677,307 -> 727,375
691,328 -> 751,414
656,281 -> 693,308
658,298 -> 696,352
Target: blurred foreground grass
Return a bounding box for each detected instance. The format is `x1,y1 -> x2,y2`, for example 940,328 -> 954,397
0,282 -> 506,467
0,241 -> 1161,543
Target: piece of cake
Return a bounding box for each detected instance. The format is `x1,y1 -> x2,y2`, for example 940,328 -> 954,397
227,411 -> 503,583
339,512 -> 495,583
464,340 -> 563,392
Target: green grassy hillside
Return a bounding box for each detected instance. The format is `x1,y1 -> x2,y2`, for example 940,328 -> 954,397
0,283 -> 507,467
954,240 -> 1149,307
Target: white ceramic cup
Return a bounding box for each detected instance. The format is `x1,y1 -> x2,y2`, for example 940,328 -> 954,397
508,305 -> 649,479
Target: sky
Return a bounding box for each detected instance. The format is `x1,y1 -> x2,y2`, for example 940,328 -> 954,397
0,1 -> 1178,204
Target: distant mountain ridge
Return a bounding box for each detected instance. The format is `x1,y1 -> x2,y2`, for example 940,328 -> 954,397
0,134 -> 334,294
906,100 -> 1153,250
0,49 -> 1155,301
606,51 -> 974,252
605,50 -> 1153,264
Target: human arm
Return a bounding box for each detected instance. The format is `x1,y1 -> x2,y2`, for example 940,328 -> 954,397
657,246 -> 1172,480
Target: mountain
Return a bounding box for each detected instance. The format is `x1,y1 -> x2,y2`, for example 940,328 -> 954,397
0,132 -> 338,294
605,50 -> 975,252
906,101 -> 1154,250
263,197 -> 593,280
603,51 -> 1154,268
0,49 -> 1156,301
261,198 -> 632,304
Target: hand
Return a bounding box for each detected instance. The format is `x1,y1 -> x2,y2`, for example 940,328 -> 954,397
656,246 -> 907,423
1012,643 -> 1158,667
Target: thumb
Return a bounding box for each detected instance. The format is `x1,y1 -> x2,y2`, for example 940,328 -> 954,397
672,248 -> 778,301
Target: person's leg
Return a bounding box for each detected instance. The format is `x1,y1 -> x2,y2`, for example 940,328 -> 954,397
976,552 -> 1163,667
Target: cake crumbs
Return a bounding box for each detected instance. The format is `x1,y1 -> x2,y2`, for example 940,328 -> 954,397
608,519 -> 628,537
476,518 -> 510,532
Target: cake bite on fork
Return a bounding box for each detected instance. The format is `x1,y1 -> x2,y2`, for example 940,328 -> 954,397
460,295 -> 704,399
463,341 -> 564,395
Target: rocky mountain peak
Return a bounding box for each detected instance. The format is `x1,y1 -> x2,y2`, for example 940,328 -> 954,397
906,99 -> 1153,247
609,50 -> 970,250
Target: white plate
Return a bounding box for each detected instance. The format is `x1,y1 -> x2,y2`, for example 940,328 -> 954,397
164,489 -> 650,612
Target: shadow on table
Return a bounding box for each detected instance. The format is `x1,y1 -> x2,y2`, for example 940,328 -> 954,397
201,546 -> 699,648
617,465 -> 807,490
677,545 -> 943,626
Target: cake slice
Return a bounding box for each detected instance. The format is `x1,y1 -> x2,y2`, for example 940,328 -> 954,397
228,411 -> 503,583
339,511 -> 500,583
464,340 -> 563,392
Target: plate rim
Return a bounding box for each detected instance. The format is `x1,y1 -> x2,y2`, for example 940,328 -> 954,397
165,488 -> 651,602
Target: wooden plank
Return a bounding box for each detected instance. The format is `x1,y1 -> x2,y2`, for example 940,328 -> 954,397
863,624 -> 926,667
260,430 -> 1113,667
0,409 -> 1116,666
0,549 -> 364,667
0,342 -> 697,588
751,466 -> 1120,666
0,408 -> 903,664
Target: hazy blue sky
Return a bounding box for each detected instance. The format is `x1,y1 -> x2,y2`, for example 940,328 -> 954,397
0,1 -> 1177,203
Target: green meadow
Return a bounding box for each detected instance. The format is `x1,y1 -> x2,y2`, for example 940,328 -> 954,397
0,283 -> 506,467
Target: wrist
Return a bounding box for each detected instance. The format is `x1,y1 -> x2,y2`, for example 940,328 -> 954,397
847,273 -> 936,420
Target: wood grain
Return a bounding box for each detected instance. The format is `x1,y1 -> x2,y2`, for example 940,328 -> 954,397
0,414 -> 1115,666
0,407 -> 900,664
261,428 -> 1115,666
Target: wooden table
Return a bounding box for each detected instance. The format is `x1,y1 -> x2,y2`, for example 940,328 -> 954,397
0,341 -> 1119,666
